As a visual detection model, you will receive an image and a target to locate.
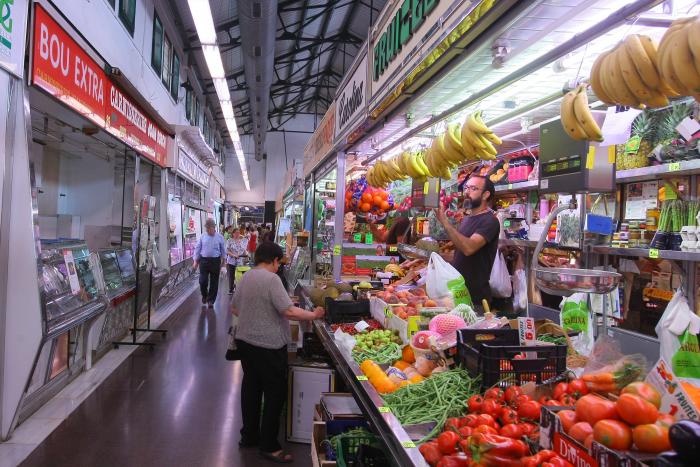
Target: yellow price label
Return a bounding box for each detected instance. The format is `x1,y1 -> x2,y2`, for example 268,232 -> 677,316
608,145 -> 616,164
669,162 -> 681,172
378,406 -> 391,413
586,146 -> 596,170
384,307 -> 391,317
508,184 -> 513,190
402,441 -> 417,448
649,248 -> 660,259
333,245 -> 341,256
423,181 -> 429,194
389,246 -> 398,252
356,375 -> 368,381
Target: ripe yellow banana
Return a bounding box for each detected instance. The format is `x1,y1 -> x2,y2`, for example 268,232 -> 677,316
617,43 -> 653,103
658,26 -> 689,95
477,134 -> 497,156
461,124 -> 486,151
686,19 -> 700,69
671,26 -> 700,94
401,152 -> 418,178
388,158 -> 405,179
589,51 -> 615,105
466,111 -> 490,134
572,85 -> 603,142
608,49 -> 642,107
624,34 -> 660,90
598,52 -> 622,104
560,87 -> 589,141
445,123 -> 464,154
415,153 -> 431,177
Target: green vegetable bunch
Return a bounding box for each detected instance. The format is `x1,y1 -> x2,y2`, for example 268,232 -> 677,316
352,342 -> 402,365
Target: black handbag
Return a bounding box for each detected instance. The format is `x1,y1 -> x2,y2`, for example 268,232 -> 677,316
225,325 -> 241,361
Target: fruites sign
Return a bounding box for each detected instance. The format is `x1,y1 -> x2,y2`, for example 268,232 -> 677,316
31,4 -> 168,166
372,0 -> 440,81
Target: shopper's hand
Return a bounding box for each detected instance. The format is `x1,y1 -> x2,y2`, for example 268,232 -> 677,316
192,261 -> 199,270
312,307 -> 325,320
436,203 -> 449,226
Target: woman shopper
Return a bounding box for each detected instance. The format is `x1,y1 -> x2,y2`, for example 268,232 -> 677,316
231,242 -> 324,463
225,228 -> 248,294
247,226 -> 258,255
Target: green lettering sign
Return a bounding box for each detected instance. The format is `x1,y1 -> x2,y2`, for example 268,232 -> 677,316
1,0 -> 14,37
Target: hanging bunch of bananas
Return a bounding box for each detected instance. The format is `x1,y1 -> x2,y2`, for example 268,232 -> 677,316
460,111 -> 501,160
560,84 -> 604,141
590,34 -> 674,109
657,17 -> 700,101
366,158 -> 406,188
384,263 -> 405,277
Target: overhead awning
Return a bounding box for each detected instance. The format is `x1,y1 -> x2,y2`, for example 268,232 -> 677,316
175,125 -> 216,166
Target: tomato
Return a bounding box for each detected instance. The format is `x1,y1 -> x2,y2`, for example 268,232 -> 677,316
467,395 -> 484,413
632,423 -> 671,453
544,399 -> 561,407
621,382 -> 662,409
437,431 -> 461,454
474,425 -> 499,435
568,379 -> 589,398
498,408 -> 519,426
553,382 -> 569,400
517,400 -> 542,421
514,394 -> 532,408
519,422 -> 539,438
485,388 -> 505,401
584,434 -> 594,451
437,454 -> 472,467
575,394 -> 618,426
593,419 -> 633,450
615,393 -> 659,426
499,423 -> 523,439
558,394 -> 576,406
539,396 -> 553,405
475,413 -> 497,428
569,422 -> 593,443
481,399 -> 503,417
444,418 -> 462,432
458,426 -> 473,438
655,413 -> 675,428
419,441 -> 443,466
504,386 -> 523,403
557,410 -> 578,434
464,414 -> 480,428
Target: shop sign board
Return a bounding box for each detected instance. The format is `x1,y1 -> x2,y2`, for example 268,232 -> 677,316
178,148 -> 209,187
334,52 -> 367,140
31,4 -> 168,166
0,0 -> 28,78
303,100 -> 336,178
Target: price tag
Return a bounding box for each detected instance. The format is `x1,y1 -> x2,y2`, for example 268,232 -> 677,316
608,145 -> 616,164
389,246 -> 398,252
586,146 -> 596,170
669,161 -> 681,172
402,441 -> 417,448
508,184 -> 513,190
333,245 -> 341,256
384,307 -> 392,317
365,233 -> 373,244
649,248 -> 660,259
353,233 -> 362,242
378,406 -> 391,413
356,375 -> 368,381
423,181 -> 429,194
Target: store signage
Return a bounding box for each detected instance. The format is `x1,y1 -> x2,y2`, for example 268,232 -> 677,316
303,101 -> 336,177
0,0 -> 28,78
335,53 -> 367,137
31,4 -> 168,166
62,250 -> 81,294
178,149 -> 209,187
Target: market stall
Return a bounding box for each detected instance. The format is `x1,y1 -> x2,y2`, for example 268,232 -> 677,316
301,0 -> 700,466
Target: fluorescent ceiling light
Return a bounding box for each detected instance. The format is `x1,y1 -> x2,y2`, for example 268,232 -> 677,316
188,0 -> 248,190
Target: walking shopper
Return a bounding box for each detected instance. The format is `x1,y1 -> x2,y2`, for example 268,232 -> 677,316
193,219 -> 225,307
247,226 -> 258,254
232,242 -> 325,463
226,228 -> 248,294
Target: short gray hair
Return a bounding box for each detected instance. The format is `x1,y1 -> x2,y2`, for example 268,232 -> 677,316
205,219 -> 216,229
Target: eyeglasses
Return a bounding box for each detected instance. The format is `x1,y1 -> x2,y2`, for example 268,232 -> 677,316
463,185 -> 483,193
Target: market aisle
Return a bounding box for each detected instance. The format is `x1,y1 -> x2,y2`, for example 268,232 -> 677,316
19,280 -> 311,467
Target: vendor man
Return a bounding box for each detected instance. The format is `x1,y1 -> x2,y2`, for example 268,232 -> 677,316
437,175 -> 500,312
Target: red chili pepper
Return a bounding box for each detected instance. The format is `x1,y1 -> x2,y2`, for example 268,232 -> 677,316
437,453 -> 472,467
419,441 -> 443,466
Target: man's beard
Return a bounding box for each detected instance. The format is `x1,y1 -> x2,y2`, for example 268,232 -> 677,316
463,196 -> 480,210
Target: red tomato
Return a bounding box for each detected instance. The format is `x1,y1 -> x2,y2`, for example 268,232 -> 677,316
518,400 -> 542,421
464,414 -> 480,428
655,413 -> 675,429
485,388 -> 505,401
569,422 -> 593,443
616,393 -> 658,426
458,426 -> 473,438
544,399 -> 561,407
419,441 -> 442,466
444,418 -> 462,432
553,382 -> 569,400
584,434 -> 594,451
467,395 -> 484,413
557,410 -> 578,434
475,413 -> 497,428
539,396 -> 553,405
504,386 -> 523,403
575,394 -> 618,426
593,419 -> 632,450
621,382 -> 662,409
632,423 -> 671,453
558,394 -> 576,406
499,423 -> 524,439
473,425 -> 499,435
568,379 -> 589,398
514,394 -> 532,408
499,408 -> 519,426
519,422 -> 538,437
437,431 -> 460,454
481,399 -> 503,417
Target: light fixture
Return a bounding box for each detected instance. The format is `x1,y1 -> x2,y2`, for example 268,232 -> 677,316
188,0 -> 249,190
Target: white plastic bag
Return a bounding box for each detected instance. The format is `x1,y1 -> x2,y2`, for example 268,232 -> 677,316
489,251 -> 512,298
560,292 -> 594,357
512,269 -> 527,312
425,252 -> 473,307
655,290 -> 700,369
333,328 -> 356,361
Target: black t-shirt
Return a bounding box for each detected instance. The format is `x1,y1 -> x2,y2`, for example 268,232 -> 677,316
451,211 -> 500,306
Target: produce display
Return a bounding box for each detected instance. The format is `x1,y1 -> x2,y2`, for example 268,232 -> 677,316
345,176 -> 395,218
352,330 -> 403,365
559,84 -> 603,142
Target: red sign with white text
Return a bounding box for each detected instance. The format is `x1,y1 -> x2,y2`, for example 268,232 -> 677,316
31,4 -> 168,166
553,432 -> 598,467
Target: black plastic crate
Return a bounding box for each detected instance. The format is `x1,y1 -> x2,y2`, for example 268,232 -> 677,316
479,343 -> 568,389
356,444 -> 389,467
325,298 -> 371,324
299,332 -> 330,361
456,328 -> 519,376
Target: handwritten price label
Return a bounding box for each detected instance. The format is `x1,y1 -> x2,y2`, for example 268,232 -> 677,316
356,375 -> 368,381
402,441 -> 417,448
378,406 -> 391,413
649,248 -> 660,259
333,245 -> 341,256
669,162 -> 681,172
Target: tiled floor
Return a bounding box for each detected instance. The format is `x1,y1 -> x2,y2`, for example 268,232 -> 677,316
9,280 -> 311,467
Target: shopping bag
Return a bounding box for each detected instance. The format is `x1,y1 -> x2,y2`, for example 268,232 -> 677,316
672,329 -> 700,379
489,251 -> 512,298
655,289 -> 700,378
560,292 -> 594,357
512,269 -> 527,312
425,253 -> 473,307
225,324 -> 241,361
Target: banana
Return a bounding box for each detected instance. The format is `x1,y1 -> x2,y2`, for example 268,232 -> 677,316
590,51 -> 615,105
560,87 -> 589,140
415,153 -> 431,177
434,135 -> 450,167
438,163 -> 452,180
477,134 -> 497,156
386,158 -> 404,180
658,27 -> 688,95
461,123 -> 486,150
424,147 -> 439,176
399,152 -> 415,178
406,153 -> 423,178
599,52 -> 622,104
624,34 -> 661,90
617,43 -> 653,103
686,19 -> 700,70
466,111 -> 491,134
613,48 -> 644,107
439,133 -> 462,165
445,123 -> 464,154
671,26 -> 700,94
483,132 -> 502,146
572,85 -> 604,141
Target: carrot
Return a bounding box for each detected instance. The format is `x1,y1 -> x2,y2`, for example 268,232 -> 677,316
582,372 -> 615,384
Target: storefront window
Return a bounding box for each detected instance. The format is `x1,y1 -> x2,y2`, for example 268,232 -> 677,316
151,14 -> 163,74
118,0 -> 136,35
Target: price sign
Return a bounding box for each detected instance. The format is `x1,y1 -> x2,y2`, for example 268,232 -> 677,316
356,375 -> 368,381
389,246 -> 398,252
384,307 -> 391,317
423,181 -> 429,194
508,184 -> 513,190
353,233 -> 362,242
669,161 -> 681,172
649,248 -> 660,259
378,406 -> 391,413
333,245 -> 342,256
402,441 -> 417,448
365,233 -> 373,244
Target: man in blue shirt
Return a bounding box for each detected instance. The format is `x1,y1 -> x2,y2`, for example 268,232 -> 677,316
193,219 -> 226,307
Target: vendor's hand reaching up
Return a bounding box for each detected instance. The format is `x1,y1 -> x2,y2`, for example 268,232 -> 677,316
436,203 -> 449,226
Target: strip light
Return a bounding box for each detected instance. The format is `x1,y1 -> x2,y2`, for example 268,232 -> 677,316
187,0 -> 249,190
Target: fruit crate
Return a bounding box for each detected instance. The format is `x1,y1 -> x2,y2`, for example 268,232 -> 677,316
479,343 -> 567,389
456,328 -> 520,376
325,298 -> 371,324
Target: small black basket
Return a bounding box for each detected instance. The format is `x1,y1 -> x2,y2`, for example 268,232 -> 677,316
325,298 -> 371,324
299,332 -> 329,361
479,343 -> 568,389
456,328 -> 519,376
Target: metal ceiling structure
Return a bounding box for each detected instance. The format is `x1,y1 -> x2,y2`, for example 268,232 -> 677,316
177,0 -> 387,151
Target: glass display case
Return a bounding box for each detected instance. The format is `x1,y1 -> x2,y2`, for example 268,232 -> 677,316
115,249 -> 136,285
168,194 -> 184,265
183,206 -> 203,259
313,167 -> 337,276
98,248 -> 136,297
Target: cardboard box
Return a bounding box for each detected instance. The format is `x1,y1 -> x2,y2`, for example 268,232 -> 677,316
645,358 -> 700,420
311,421 -> 336,467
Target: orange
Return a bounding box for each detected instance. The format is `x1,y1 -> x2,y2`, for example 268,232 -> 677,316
360,202 -> 371,212
402,345 -> 415,364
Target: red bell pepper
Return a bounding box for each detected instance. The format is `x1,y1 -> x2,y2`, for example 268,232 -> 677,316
468,433 -> 530,466
419,441 -> 443,466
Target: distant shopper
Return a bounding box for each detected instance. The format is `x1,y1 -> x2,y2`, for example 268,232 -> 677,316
232,242 -> 324,463
193,219 -> 225,307
226,229 -> 248,294
224,225 -> 233,241
247,227 -> 258,254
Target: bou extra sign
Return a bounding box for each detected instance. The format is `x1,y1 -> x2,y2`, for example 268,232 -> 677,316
32,4 -> 168,166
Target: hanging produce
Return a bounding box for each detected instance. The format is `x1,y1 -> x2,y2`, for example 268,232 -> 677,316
345,176 -> 395,218
560,84 -> 604,141
658,17 -> 700,100
460,111 -> 501,161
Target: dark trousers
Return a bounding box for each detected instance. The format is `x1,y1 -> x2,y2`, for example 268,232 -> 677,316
227,264 -> 237,292
236,339 -> 288,452
198,257 -> 221,303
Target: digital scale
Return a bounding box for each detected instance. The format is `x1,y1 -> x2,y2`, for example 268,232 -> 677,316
538,119 -> 615,194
